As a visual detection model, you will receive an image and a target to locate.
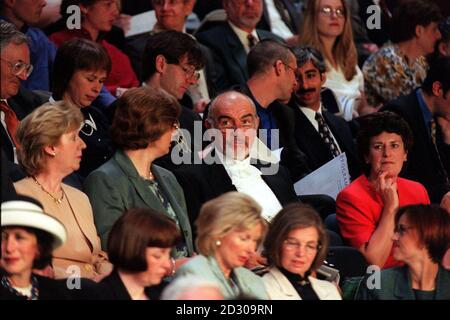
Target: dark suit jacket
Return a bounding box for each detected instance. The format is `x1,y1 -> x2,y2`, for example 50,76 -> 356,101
382,90 -> 450,203
290,102 -> 361,181
1,87 -> 47,162
79,269 -> 165,300
174,154 -> 298,231
0,271 -> 71,300
258,0 -> 302,35
196,23 -> 282,91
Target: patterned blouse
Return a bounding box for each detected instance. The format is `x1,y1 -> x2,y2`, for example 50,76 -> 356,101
362,42 -> 428,107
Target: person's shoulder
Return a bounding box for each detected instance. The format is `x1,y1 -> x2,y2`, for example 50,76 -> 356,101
397,177 -> 427,191
196,24 -> 230,40
338,175 -> 368,197
178,255 -> 209,273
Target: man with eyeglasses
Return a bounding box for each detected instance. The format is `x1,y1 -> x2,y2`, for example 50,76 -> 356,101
125,0 -> 217,113
0,21 -> 48,178
196,0 -> 282,92
174,90 -> 300,236
139,30 -> 205,171
0,0 -> 57,92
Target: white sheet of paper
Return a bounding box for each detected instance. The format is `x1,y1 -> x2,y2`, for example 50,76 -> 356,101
294,153 -> 351,200
126,10 -> 156,38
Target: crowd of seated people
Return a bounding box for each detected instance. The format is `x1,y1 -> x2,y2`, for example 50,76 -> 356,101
1,0 -> 449,301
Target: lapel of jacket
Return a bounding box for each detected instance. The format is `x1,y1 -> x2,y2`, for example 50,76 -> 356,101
292,106 -> 333,162
270,267 -> 301,299
104,269 -> 132,300
206,256 -> 237,297
152,165 -> 194,255
253,159 -> 290,205
62,184 -> 99,251
409,94 -> 442,165
224,24 -> 248,81
309,276 -> 332,300
207,150 -> 238,195
435,266 -> 450,299
113,151 -> 166,212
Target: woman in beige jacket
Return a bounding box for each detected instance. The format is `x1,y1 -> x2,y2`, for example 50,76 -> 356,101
14,101 -> 111,280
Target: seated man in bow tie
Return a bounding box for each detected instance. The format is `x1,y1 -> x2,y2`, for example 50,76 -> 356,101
174,90 -> 299,231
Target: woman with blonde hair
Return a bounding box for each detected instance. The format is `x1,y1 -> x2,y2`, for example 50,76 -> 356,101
176,192 -> 269,299
13,102 -> 112,280
298,0 -> 367,120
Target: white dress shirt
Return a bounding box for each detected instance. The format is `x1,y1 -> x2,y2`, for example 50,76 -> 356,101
265,0 -> 294,40
228,22 -> 259,54
299,104 -> 342,154
217,149 -> 282,222
324,63 -> 364,121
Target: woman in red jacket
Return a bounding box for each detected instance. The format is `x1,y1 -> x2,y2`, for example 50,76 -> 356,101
49,0 -> 139,96
336,112 -> 430,269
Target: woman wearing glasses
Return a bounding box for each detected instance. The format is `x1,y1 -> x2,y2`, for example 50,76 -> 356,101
50,38 -> 115,180
83,87 -> 194,267
298,0 -> 367,120
357,204 -> 450,300
262,203 -> 342,300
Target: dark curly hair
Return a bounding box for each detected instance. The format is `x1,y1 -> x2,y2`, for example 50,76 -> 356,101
357,111 -> 413,176
110,86 -> 181,150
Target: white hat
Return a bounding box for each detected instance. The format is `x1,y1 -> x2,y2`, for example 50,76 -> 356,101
1,200 -> 67,249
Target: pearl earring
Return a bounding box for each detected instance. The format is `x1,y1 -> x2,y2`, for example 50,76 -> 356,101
216,240 -> 221,247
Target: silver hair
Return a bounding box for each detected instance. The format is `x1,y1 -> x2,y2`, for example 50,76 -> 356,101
160,274 -> 223,300
207,90 -> 257,123
0,20 -> 29,52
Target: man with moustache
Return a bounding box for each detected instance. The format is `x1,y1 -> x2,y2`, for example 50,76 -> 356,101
289,46 -> 361,181
196,0 -> 281,91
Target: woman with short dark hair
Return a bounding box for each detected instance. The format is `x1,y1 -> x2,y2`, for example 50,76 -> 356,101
357,204 -> 450,300
50,38 -> 115,179
92,208 -> 180,300
336,112 -> 430,269
263,203 -> 341,300
49,0 -> 139,96
83,87 -> 194,267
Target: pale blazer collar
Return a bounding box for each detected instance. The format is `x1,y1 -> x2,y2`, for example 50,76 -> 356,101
268,266 -> 337,300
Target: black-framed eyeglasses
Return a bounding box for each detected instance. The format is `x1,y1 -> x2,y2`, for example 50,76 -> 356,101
320,6 -> 345,17
1,58 -> 33,77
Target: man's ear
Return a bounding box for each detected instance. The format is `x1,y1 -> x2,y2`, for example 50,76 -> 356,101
155,54 -> 166,74
320,72 -> 327,86
415,25 -> 424,38
438,42 -> 448,56
274,60 -> 283,76
184,0 -> 196,16
79,3 -> 89,15
432,81 -> 443,97
205,118 -> 213,129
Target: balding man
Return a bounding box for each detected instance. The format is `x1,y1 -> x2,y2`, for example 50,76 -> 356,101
174,90 -> 298,230
196,0 -> 281,91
